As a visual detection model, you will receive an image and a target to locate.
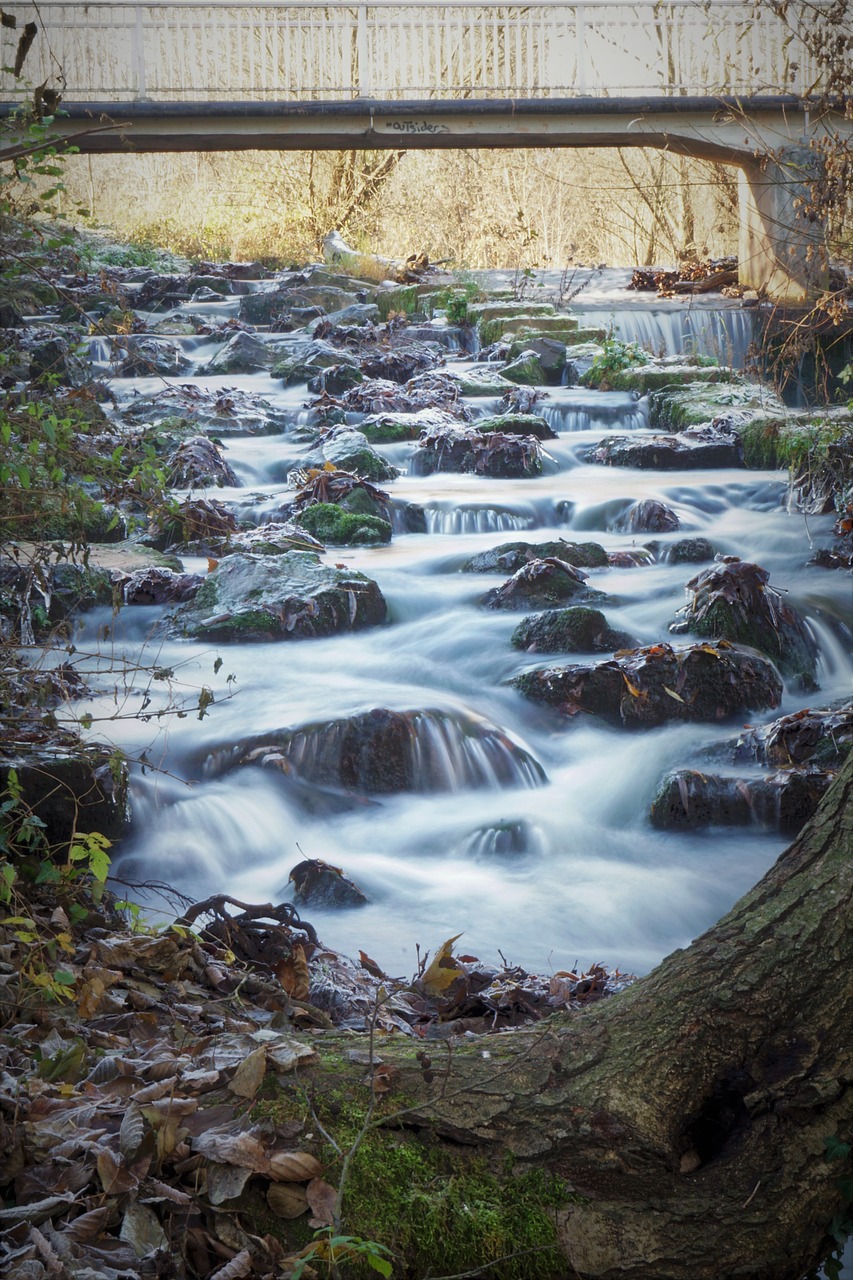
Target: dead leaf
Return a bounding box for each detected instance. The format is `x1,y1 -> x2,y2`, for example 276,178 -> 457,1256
420,934 -> 466,997
205,1162 -> 254,1206
267,1151 -> 322,1183
663,685 -> 685,704
119,1104 -> 146,1161
228,1047 -> 267,1100
267,1181 -> 310,1219
97,1148 -> 139,1196
306,1176 -> 337,1228
120,1201 -> 168,1258
210,1250 -> 252,1280
358,950 -> 387,979
276,945 -> 310,1002
63,1205 -> 113,1243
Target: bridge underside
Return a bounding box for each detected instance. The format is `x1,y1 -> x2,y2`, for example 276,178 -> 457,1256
38,97 -> 808,165
6,96 -> 846,303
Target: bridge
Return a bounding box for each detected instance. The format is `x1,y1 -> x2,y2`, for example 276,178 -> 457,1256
1,1 -> 849,301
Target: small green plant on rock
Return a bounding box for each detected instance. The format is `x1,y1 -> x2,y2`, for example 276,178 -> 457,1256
581,339 -> 652,390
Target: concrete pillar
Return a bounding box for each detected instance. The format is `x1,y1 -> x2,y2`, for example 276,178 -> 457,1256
738,145 -> 829,303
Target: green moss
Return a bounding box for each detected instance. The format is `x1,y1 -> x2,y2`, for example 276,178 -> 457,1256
298,504 -> 392,546
376,286 -> 419,319
254,1073 -> 572,1279
358,419 -> 421,444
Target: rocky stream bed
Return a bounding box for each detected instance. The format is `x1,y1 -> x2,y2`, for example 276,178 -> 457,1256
1,244 -> 852,1278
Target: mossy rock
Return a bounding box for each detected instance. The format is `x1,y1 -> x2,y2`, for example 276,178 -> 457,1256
665,537 -> 717,564
319,430 -> 398,483
649,382 -> 784,432
177,551 -> 387,641
501,352 -> 547,385
463,539 -> 608,573
511,606 -> 635,653
474,413 -> 557,441
671,559 -> 819,687
358,415 -> 423,444
595,364 -> 739,395
297,504 -> 392,546
376,285 -> 420,319
482,558 -> 604,611
446,368 -> 515,396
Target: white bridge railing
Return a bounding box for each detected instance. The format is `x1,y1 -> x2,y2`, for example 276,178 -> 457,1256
0,1 -> 821,104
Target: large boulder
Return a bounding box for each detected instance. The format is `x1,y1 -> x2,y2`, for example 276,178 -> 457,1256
309,429 -> 398,483
360,344 -> 443,383
586,422 -> 744,470
120,385 -> 291,435
463,539 -> 608,574
297,504 -> 392,546
511,606 -> 635,654
649,767 -> 834,835
358,409 -> 459,444
0,746 -> 129,850
166,436 -> 239,489
216,707 -> 546,794
114,337 -> 194,377
670,558 -> 819,685
481,558 -> 605,611
733,703 -> 853,769
616,500 -> 680,533
411,425 -> 543,479
176,551 -> 386,641
204,331 -> 272,374
120,567 -> 203,605
473,413 -> 557,441
511,641 -> 783,726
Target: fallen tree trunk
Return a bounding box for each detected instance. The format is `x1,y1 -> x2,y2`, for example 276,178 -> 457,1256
331,750 -> 853,1279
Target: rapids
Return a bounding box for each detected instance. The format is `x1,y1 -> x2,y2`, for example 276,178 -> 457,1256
84,275 -> 851,980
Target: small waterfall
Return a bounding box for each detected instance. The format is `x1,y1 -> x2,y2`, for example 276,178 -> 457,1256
203,708 -> 547,794
574,306 -> 757,369
457,819 -> 547,859
423,506 -> 534,535
542,402 -> 649,434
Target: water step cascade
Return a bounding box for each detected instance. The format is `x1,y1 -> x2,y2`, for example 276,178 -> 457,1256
75,270 -> 851,982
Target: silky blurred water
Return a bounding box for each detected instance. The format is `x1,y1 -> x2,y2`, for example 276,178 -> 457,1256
81,284 -> 852,981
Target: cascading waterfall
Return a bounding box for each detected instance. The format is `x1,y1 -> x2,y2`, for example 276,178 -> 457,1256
94,273 -> 851,983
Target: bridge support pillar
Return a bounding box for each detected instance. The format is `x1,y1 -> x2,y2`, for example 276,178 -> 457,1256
737,145 -> 829,303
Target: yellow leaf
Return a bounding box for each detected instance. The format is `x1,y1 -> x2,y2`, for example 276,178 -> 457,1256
55,932 -> 76,955
663,686 -> 685,704
420,934 -> 465,997
622,674 -> 641,697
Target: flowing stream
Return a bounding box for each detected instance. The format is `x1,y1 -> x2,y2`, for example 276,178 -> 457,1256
83,274 -> 852,980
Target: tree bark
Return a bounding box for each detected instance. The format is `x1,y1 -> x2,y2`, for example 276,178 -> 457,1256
347,751 -> 853,1279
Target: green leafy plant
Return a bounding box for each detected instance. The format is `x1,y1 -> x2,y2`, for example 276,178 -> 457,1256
290,1229 -> 394,1279
581,339 -> 652,390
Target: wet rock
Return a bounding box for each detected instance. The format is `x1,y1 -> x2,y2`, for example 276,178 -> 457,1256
583,357 -> 739,395
307,364 -> 363,395
314,302 -> 380,328
411,425 -> 543,479
481,558 -> 605,611
500,386 -> 546,415
665,537 -> 717,564
358,409 -> 458,444
649,767 -> 834,835
114,337 -> 194,377
166,436 -> 239,489
511,641 -> 783,726
120,385 -> 291,436
0,559 -> 115,637
474,413 -> 557,441
0,746 -> 129,848
459,819 -> 544,858
228,524 -> 325,556
274,340 -> 360,385
444,367 -> 515,396
120,567 -> 203,605
670,558 -> 819,685
204,332 -> 272,374
176,551 -> 387,641
733,703 -> 853,769
290,468 -> 392,523
511,607 -> 635,654
311,429 -> 398,483
289,858 -> 368,908
649,381 -> 785,432
501,351 -> 548,385
616,500 -> 680,533
463,539 -> 608,574
586,422 -> 744,470
297,504 -> 392,546
146,497 -> 240,551
360,345 -> 442,383
226,707 -> 546,794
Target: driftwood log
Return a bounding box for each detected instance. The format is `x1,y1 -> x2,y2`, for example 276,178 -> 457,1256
330,749 -> 853,1279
